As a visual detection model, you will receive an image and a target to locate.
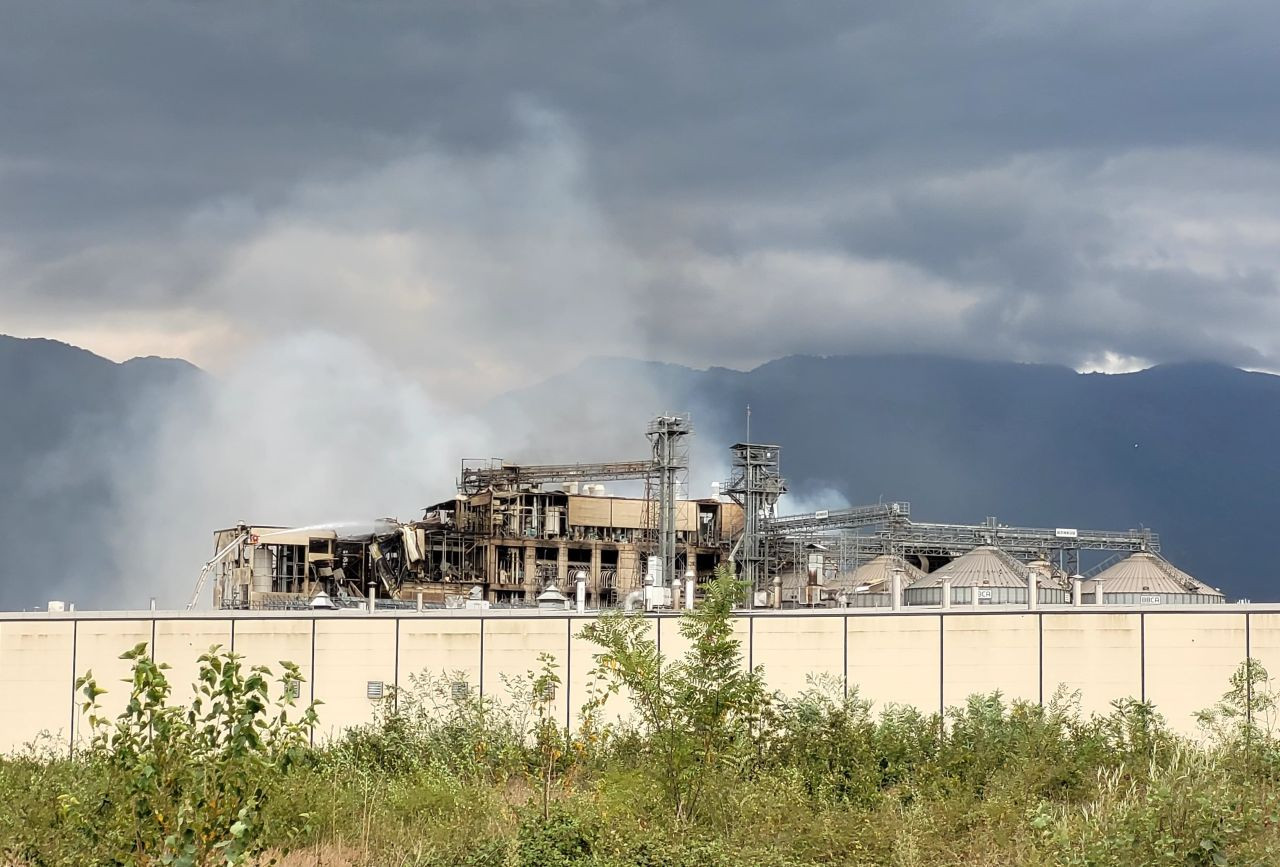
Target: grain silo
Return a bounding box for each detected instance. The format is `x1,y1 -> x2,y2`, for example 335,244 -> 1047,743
904,545 -> 1070,606
846,554 -> 928,591
1083,552 -> 1225,605
833,554 -> 928,608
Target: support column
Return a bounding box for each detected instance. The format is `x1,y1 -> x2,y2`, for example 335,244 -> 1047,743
523,544 -> 537,601
484,542 -> 498,588
556,544 -> 569,586
590,544 -> 602,606
620,548 -> 639,592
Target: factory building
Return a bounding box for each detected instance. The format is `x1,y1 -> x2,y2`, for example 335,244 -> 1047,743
211,489 -> 742,610
196,414 -> 1227,611
413,486 -> 741,606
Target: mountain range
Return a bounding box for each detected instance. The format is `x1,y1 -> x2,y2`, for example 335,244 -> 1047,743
2,335 -> 1278,606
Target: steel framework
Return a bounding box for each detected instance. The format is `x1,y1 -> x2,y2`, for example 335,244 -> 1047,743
767,502 -> 911,535
645,414 -> 691,588
723,443 -> 787,598
774,512 -> 1159,577
458,459 -> 655,494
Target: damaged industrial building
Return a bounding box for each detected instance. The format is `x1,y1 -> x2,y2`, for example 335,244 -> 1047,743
194,414 -> 1225,611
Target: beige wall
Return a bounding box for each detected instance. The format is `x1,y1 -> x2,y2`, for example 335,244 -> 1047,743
848,614 -> 941,713
397,618 -> 483,695
1246,613 -> 1280,701
312,620 -> 397,738
0,621 -> 75,754
944,614 -> 1040,709
0,608 -> 1268,753
232,619 -> 315,705
752,615 -> 844,697
483,617 -> 571,728
73,619 -> 152,744
1145,612 -> 1247,734
1041,612 -> 1141,717
153,618 -> 234,708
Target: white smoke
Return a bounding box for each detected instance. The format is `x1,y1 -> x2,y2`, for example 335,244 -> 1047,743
105,333 -> 494,607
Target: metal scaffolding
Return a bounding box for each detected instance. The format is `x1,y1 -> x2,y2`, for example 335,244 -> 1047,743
724,443 -> 787,598
779,514 -> 1159,576
768,502 -> 910,535
458,459 -> 655,494
645,414 -> 691,588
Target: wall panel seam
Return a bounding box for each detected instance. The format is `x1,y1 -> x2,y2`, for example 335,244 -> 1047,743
1140,612 -> 1146,703
69,620 -> 78,757
309,618 -> 316,747
939,614 -> 945,730
843,615 -> 849,700
1246,611 -> 1253,727
565,619 -> 572,731
1038,613 -> 1044,707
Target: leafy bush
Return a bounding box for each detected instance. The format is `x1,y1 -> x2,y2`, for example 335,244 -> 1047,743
580,566 -> 768,824
331,668 -> 530,783
3,644 -> 318,866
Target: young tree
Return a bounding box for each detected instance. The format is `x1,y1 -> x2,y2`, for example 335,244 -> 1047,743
579,566 -> 767,823
74,644 -> 318,866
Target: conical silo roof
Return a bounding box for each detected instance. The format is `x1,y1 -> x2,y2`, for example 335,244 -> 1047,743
845,554 -> 927,591
1028,558 -> 1072,591
1088,552 -> 1223,599
910,546 -> 1028,589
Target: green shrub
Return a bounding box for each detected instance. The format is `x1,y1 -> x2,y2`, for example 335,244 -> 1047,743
7,644 -> 320,866
6,635 -> 1280,865
580,566 -> 768,824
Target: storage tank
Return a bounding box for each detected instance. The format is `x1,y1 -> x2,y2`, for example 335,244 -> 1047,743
904,545 -> 1069,606
836,554 -> 927,608
1084,552 -> 1225,605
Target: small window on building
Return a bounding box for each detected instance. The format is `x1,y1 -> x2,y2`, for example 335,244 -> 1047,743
367,680 -> 385,700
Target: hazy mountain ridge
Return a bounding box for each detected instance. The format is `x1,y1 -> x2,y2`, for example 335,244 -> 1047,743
1,337 -> 1277,605
0,336 -> 202,608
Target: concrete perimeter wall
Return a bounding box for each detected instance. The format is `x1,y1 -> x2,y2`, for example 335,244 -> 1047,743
0,606 -> 1273,753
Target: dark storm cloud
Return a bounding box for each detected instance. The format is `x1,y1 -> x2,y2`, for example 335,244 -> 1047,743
3,0 -> 1280,386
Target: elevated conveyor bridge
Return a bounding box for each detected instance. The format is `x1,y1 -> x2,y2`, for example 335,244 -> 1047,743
766,505 -> 1159,576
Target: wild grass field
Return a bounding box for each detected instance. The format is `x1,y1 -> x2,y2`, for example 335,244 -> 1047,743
2,571 -> 1278,866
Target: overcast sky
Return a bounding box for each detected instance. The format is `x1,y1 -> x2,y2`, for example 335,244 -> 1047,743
3,0 -> 1279,401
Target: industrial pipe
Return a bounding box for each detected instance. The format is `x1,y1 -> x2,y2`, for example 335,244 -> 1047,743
941,578 -> 952,610
575,571 -> 587,615
368,582 -> 376,614
890,569 -> 903,611
772,575 -> 782,609
1028,571 -> 1038,611
1072,578 -> 1083,607
684,570 -> 695,610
